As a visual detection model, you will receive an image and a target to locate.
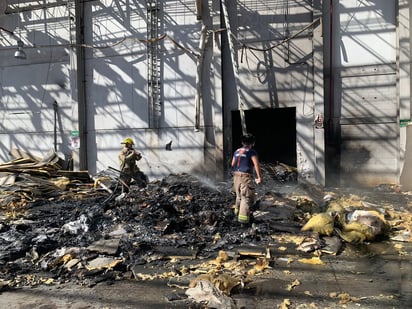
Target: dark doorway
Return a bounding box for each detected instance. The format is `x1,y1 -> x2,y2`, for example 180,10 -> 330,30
231,108 -> 296,167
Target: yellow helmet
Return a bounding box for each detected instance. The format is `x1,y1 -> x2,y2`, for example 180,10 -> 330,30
121,137 -> 134,145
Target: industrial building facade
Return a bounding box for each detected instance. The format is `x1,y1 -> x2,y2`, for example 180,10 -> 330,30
0,1 -> 410,188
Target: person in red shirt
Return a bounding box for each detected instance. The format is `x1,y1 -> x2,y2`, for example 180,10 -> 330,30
231,133 -> 262,226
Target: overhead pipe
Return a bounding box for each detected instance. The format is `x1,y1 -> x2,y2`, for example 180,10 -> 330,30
0,26 -> 18,39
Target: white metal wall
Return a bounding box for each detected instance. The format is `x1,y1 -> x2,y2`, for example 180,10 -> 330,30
332,0 -> 399,186
0,1 -> 409,187
223,0 -> 320,182
0,1 -> 209,180
0,2 -> 73,162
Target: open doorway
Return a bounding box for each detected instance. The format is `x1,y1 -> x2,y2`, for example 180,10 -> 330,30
231,108 -> 296,167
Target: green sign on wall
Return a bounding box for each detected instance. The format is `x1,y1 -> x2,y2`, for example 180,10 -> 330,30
400,120 -> 411,127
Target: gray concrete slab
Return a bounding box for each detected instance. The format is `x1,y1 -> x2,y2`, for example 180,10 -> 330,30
1,241 -> 411,308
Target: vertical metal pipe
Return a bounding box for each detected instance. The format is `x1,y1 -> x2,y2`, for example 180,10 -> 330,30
195,25 -> 208,131
195,0 -> 202,20
329,0 -> 334,132
221,0 -> 247,135
75,0 -> 88,170
53,100 -> 58,152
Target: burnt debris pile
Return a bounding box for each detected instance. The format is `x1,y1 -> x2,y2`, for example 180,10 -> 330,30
0,149 -> 409,298
0,162 -> 293,288
261,162 -> 298,183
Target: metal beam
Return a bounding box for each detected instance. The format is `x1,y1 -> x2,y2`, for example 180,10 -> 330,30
75,0 -> 88,170
5,0 -> 68,14
221,0 -> 247,135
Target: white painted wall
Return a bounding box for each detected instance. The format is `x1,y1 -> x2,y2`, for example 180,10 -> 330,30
0,1 -> 409,187
0,1 -> 208,181
333,0 -> 399,186
223,0 -> 318,182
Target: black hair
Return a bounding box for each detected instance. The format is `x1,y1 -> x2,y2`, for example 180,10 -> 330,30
241,133 -> 255,146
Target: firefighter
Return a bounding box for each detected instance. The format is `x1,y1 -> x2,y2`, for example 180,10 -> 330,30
118,137 -> 147,193
231,133 -> 262,226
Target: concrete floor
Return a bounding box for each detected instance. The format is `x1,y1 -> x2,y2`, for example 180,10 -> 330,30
2,178 -> 412,309
1,241 -> 411,309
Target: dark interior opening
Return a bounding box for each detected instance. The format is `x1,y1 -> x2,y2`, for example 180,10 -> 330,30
231,108 -> 297,167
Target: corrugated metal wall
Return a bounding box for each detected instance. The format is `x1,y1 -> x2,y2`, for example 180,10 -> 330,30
0,1 -> 410,187
329,0 -> 399,186
222,0 -> 321,183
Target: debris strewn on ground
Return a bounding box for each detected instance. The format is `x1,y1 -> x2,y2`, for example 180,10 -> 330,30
1,149 -> 412,308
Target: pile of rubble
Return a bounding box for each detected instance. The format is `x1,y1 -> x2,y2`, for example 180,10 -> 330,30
0,149 -> 411,307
